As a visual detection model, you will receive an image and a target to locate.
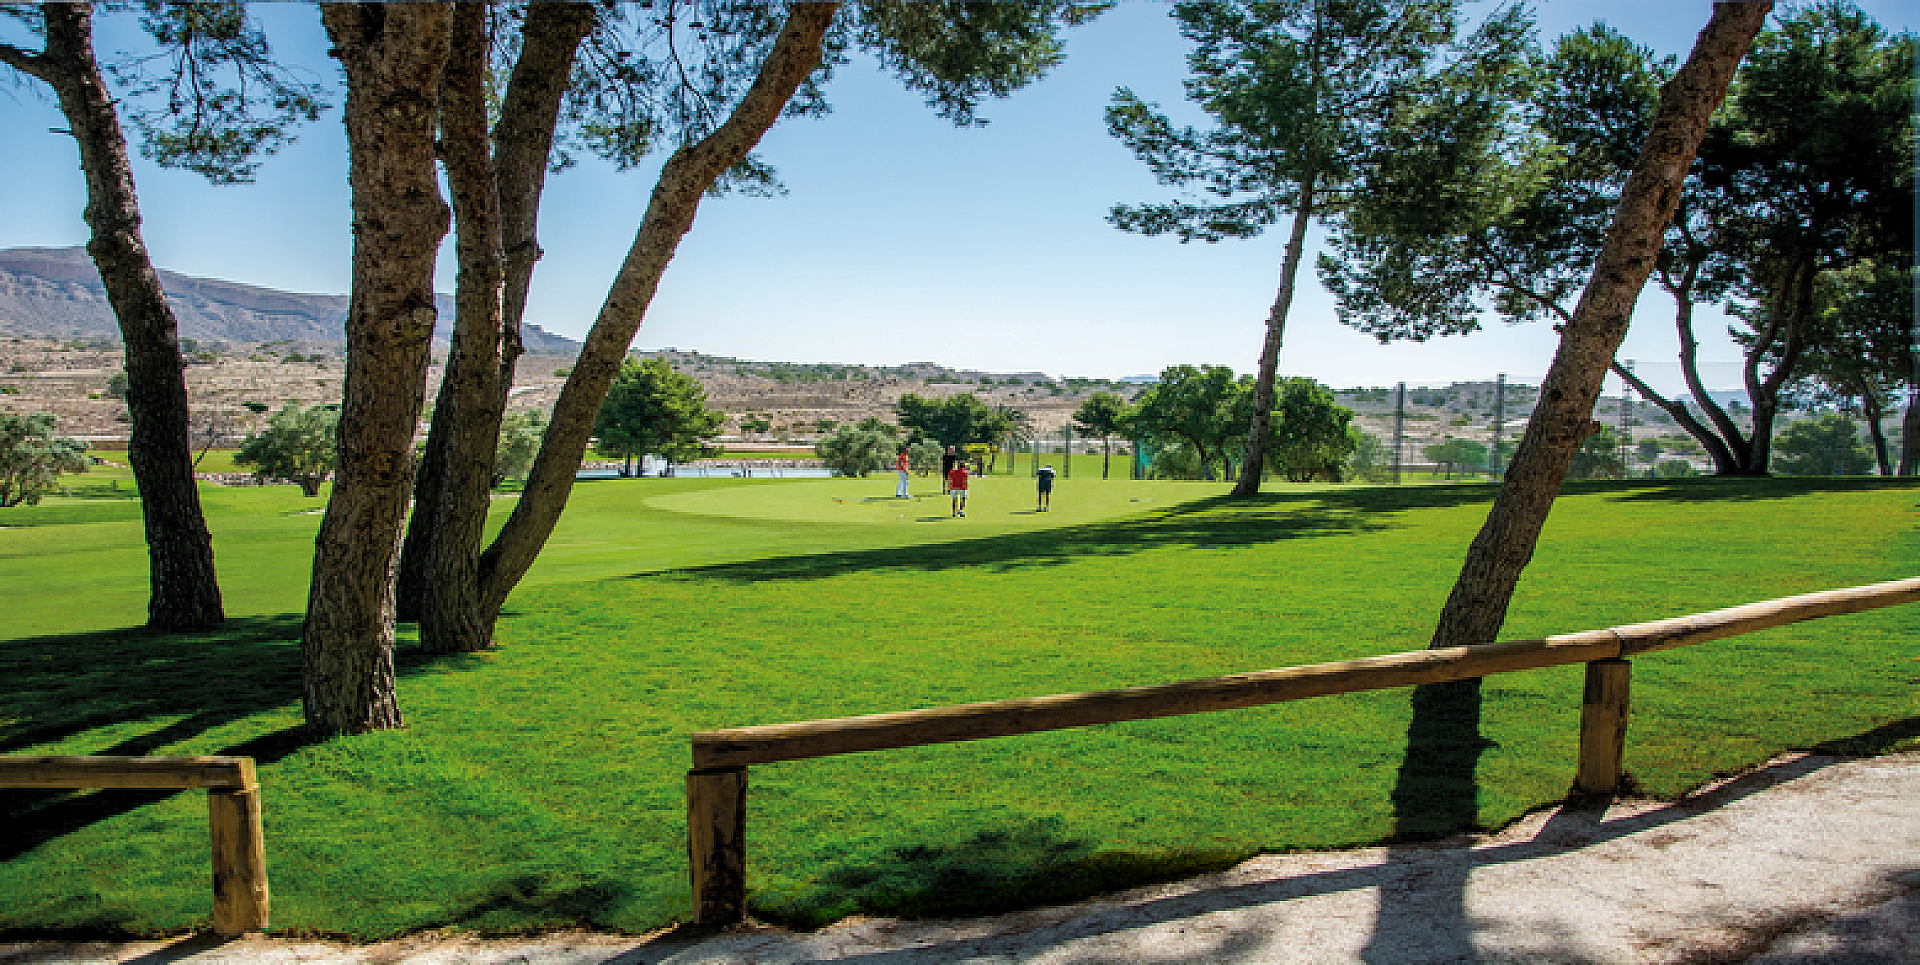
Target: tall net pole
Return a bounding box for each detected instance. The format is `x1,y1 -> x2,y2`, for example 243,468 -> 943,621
1489,373 -> 1506,480
1392,382 -> 1406,485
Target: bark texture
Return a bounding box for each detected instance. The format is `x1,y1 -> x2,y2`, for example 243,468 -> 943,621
411,2 -> 506,654
396,1 -> 594,633
1430,2 -> 1771,651
303,3 -> 453,735
473,2 -> 841,627
1,4 -> 225,631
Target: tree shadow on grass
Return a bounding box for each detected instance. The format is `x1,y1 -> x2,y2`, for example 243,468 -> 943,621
443,875 -> 640,934
751,817 -> 1247,931
1591,475 -> 1919,503
0,615 -> 478,861
643,485 -> 1505,585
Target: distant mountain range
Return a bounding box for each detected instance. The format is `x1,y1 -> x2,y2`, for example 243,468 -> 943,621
0,246 -> 580,353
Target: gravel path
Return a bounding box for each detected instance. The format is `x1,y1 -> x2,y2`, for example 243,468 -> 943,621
5,752 -> 1914,965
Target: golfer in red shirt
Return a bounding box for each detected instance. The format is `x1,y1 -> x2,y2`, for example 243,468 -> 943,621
947,463 -> 970,517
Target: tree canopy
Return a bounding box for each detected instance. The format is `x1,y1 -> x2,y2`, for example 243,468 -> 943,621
0,411 -> 89,508
1264,377 -> 1359,481
234,402 -> 337,497
1773,413 -> 1874,475
1129,364 -> 1252,481
1322,2 -> 1915,477
895,392 -> 998,447
593,356 -> 725,469
1109,0 -> 1533,495
1072,391 -> 1131,479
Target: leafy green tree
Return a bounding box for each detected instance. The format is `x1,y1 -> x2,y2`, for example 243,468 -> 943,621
1345,430 -> 1394,483
1773,413 -> 1873,475
1655,459 -> 1697,478
592,357 -> 724,474
1422,439 -> 1488,480
1787,261 -> 1913,475
895,392 -> 998,447
1697,2 -> 1914,475
1,4 -> 319,630
907,439 -> 944,474
1072,391 -> 1131,479
1266,377 -> 1360,482
815,425 -> 897,477
1566,427 -> 1625,480
235,403 -> 338,497
1129,365 -> 1252,482
1109,0 -> 1533,496
0,412 -> 89,508
492,410 -> 547,487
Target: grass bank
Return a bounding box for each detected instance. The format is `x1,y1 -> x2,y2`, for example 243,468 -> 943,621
0,473 -> 1914,937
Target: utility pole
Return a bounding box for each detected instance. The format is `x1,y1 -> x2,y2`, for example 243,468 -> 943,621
1393,381 -> 1406,485
1489,374 -> 1506,480
1618,360 -> 1635,476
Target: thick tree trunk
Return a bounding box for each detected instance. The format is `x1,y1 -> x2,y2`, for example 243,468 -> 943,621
1429,2 -> 1768,651
302,3 -> 453,735
5,5 -> 225,632
413,3 -> 505,654
397,1 -> 594,628
473,2 -> 840,627
1233,186 -> 1317,497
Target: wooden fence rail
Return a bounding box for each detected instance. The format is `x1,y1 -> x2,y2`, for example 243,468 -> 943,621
687,576 -> 1920,924
0,755 -> 269,935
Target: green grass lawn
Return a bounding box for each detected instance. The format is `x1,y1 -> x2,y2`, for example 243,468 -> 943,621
1,471 -> 1915,938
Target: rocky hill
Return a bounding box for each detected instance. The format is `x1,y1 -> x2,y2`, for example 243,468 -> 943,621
0,247 -> 578,352
0,247 -> 1722,467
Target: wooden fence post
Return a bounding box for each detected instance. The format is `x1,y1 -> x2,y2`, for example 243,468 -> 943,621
687,765 -> 748,926
207,760 -> 269,935
1575,658 -> 1632,794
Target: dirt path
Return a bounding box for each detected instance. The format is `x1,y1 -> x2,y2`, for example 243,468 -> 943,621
5,752 -> 1914,965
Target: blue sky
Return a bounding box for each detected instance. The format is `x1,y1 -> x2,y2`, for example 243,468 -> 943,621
1,1 -> 1912,396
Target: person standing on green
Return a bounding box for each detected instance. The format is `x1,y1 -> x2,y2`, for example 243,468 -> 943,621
1035,464 -> 1055,512
947,462 -> 970,517
894,447 -> 912,498
941,445 -> 957,495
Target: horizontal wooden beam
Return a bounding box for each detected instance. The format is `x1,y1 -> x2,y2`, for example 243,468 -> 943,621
694,630 -> 1621,768
0,755 -> 256,791
1610,576 -> 1920,655
692,575 -> 1920,769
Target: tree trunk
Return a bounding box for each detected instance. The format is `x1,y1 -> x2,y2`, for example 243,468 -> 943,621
1429,2 -> 1768,652
302,3 -> 453,736
1393,3 -> 1769,835
473,2 -> 840,628
1860,390 -> 1891,476
397,1 -> 594,627
1233,185 -> 1317,497
1664,272 -> 1757,472
1742,256 -> 1818,477
4,4 -> 225,632
413,2 -> 505,654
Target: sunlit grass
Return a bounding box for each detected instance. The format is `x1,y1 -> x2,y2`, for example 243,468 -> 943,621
0,473 -> 1914,937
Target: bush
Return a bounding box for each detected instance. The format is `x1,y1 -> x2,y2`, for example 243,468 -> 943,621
817,426 -> 898,477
